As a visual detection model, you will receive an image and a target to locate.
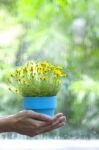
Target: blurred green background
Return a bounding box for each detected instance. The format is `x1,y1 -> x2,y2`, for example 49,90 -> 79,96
0,0 -> 99,139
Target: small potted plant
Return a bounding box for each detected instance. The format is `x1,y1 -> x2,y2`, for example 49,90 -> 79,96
8,61 -> 66,116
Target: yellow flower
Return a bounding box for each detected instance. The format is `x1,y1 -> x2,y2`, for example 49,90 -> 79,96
16,78 -> 21,82
22,80 -> 29,86
15,88 -> 19,93
40,76 -> 47,80
40,61 -> 49,67
10,74 -> 15,77
15,69 -> 21,75
23,67 -> 28,73
8,61 -> 67,96
27,66 -> 34,72
8,87 -> 13,92
30,66 -> 34,71
54,69 -> 64,77
37,70 -> 42,74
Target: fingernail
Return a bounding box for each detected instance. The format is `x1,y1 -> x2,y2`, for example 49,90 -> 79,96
59,116 -> 66,121
59,113 -> 63,115
56,113 -> 63,117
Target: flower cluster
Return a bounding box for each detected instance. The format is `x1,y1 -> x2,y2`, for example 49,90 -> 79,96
8,61 -> 67,97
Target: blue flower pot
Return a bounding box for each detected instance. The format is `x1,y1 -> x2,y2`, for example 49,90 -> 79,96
23,96 -> 57,116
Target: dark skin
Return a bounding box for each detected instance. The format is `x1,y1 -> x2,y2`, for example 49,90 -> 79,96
0,110 -> 66,137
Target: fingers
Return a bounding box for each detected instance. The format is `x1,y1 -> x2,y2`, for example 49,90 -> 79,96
32,121 -> 65,136
13,110 -> 66,137
49,115 -> 66,128
31,115 -> 66,136
52,115 -> 66,126
52,113 -> 63,119
27,118 -> 48,128
28,112 -> 65,128
52,113 -> 66,122
27,110 -> 54,122
24,110 -> 64,122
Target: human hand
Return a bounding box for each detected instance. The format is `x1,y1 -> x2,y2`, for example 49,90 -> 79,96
6,110 -> 66,136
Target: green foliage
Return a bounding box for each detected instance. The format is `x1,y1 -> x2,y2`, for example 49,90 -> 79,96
17,0 -> 68,22
8,61 -> 66,97
0,83 -> 22,115
0,0 -> 99,138
0,0 -> 17,13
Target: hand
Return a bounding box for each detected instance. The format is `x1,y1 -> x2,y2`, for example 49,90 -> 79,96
5,110 -> 66,137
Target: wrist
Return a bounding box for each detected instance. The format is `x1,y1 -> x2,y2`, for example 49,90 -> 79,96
0,115 -> 15,133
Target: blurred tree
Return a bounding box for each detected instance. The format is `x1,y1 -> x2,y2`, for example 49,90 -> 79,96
0,0 -> 99,138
